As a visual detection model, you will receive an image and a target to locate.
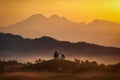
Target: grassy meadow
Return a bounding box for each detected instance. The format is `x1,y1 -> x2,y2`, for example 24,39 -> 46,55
0,59 -> 120,80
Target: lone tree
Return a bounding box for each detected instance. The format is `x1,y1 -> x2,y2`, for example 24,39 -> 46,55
54,51 -> 59,59
61,54 -> 65,59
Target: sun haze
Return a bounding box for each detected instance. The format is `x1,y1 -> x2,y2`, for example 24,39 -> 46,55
0,0 -> 120,26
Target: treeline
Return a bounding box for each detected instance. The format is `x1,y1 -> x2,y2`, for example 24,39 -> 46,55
0,60 -> 23,73
0,59 -> 120,73
74,59 -> 120,73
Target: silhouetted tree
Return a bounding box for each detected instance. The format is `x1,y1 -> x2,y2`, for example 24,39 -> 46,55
43,60 -> 46,62
35,59 -> 41,63
61,54 -> 65,59
27,62 -> 32,65
85,60 -> 89,64
54,51 -> 59,59
91,61 -> 98,65
74,59 -> 80,63
8,60 -> 18,64
81,61 -> 85,64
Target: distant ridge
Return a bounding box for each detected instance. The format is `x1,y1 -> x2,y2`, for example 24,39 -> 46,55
0,33 -> 120,58
0,14 -> 120,47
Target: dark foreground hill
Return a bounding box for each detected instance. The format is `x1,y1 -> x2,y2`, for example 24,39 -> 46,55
31,59 -> 80,72
0,32 -> 120,58
0,59 -> 120,80
1,59 -> 120,73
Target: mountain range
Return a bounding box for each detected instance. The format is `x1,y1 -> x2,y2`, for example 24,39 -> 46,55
0,33 -> 120,64
0,14 -> 120,47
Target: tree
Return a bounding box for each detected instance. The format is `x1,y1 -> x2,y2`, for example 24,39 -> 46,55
54,51 -> 59,59
61,54 -> 65,59
74,59 -> 80,63
85,60 -> 89,64
35,59 -> 41,64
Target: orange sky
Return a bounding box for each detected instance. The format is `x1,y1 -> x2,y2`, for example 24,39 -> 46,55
0,0 -> 120,26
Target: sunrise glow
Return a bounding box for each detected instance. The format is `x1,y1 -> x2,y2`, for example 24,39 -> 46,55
0,0 -> 120,26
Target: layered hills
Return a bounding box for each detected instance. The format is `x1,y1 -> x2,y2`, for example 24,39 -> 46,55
0,14 -> 120,47
0,33 -> 120,64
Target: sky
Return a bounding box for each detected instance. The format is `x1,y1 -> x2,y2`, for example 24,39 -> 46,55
0,0 -> 120,26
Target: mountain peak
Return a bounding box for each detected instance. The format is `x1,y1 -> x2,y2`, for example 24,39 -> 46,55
49,14 -> 61,19
28,14 -> 47,20
39,36 -> 57,41
48,14 -> 71,23
92,19 -> 106,23
31,14 -> 46,17
90,19 -> 120,25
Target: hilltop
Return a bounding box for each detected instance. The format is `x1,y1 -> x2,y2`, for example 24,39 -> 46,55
31,59 -> 80,72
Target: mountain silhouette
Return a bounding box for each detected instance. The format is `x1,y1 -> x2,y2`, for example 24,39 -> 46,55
0,33 -> 120,64
0,14 -> 120,47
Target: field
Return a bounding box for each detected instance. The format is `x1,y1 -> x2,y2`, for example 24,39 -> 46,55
0,59 -> 120,80
0,71 -> 120,80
